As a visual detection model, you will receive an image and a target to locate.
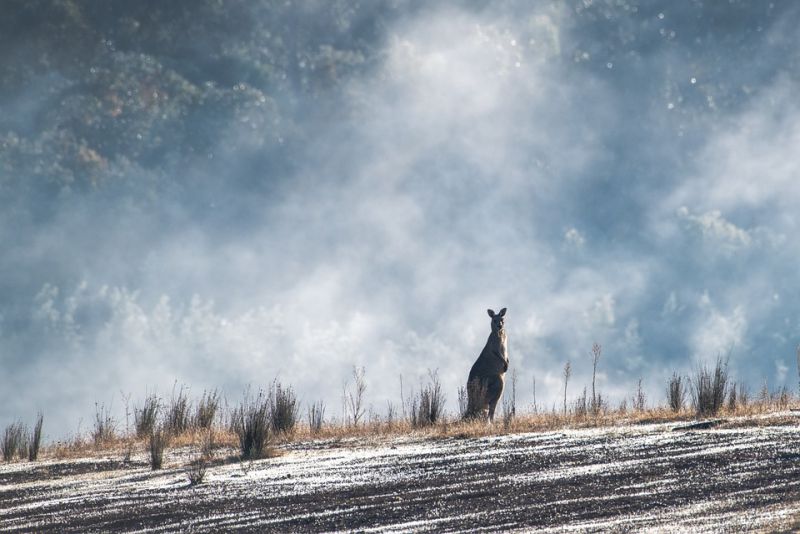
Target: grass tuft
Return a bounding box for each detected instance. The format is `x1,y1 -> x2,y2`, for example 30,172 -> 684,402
691,356 -> 729,416
232,389 -> 271,460
194,389 -> 220,430
149,426 -> 169,470
165,384 -> 191,435
2,422 -> 26,462
187,455 -> 207,486
410,371 -> 445,428
92,403 -> 116,446
28,414 -> 43,461
135,394 -> 160,438
270,382 -> 299,435
307,400 -> 325,435
667,373 -> 686,413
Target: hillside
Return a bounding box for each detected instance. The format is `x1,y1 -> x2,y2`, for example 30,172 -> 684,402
2,414 -> 800,532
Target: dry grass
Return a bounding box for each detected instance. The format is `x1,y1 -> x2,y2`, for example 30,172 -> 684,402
23,376 -> 800,470
29,399 -> 799,470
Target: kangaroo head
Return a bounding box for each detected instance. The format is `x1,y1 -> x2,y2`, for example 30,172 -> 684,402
487,307 -> 507,334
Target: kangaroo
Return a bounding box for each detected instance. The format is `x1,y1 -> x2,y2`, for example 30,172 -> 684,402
466,307 -> 508,421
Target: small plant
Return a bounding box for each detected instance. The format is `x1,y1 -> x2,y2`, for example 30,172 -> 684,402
270,382 -> 299,435
194,389 -> 220,430
574,387 -> 588,418
590,343 -> 602,415
502,369 -> 517,427
28,414 -> 43,461
232,389 -> 270,460
410,371 -> 445,428
385,401 -> 397,428
201,429 -> 215,459
562,361 -> 572,415
307,401 -> 325,435
633,378 -> 646,412
667,373 -> 686,413
457,386 -> 468,419
165,384 -> 191,435
690,356 -> 729,416
135,394 -> 160,438
776,385 -> 790,410
758,379 -> 770,409
737,382 -> 749,408
344,367 -> 367,427
2,422 -> 26,462
93,402 -> 116,446
796,344 -> 800,396
187,455 -> 207,486
727,381 -> 738,412
149,426 -> 169,470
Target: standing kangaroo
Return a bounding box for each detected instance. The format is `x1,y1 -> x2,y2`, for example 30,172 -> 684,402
466,307 -> 508,421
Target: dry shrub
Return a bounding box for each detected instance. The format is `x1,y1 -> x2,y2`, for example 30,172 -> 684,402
667,373 -> 686,413
574,387 -> 588,418
307,400 -> 325,435
232,389 -> 270,460
93,403 -> 116,446
344,367 -> 367,427
187,455 -> 207,486
502,369 -> 517,427
2,422 -> 26,462
691,356 -> 729,416
633,378 -> 646,412
135,394 -> 160,438
149,426 -> 169,470
165,384 -> 191,435
410,372 -> 445,428
270,382 -> 299,435
194,389 -> 220,430
28,414 -> 43,461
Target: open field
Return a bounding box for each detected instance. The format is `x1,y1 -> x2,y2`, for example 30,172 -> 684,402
2,413 -> 800,532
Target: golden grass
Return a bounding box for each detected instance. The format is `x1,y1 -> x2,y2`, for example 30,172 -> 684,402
22,398 -> 799,467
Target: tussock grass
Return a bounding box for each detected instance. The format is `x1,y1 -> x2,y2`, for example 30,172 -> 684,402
667,373 -> 687,413
187,455 -> 207,486
92,403 -> 116,446
232,389 -> 271,460
2,422 -> 26,462
28,414 -> 43,461
691,356 -> 729,416
165,384 -> 191,435
194,389 -> 220,430
149,426 -> 169,470
410,372 -> 445,428
135,394 -> 160,438
270,383 -> 299,435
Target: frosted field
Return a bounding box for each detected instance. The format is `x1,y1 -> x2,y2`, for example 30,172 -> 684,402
2,416 -> 800,532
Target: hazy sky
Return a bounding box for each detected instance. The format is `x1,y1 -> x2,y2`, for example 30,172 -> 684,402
3,1 -> 800,439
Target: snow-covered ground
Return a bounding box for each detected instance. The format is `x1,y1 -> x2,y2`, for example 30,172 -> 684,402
2,416 -> 800,532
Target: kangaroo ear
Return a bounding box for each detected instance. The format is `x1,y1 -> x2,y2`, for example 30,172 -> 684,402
487,309 -> 495,317
498,308 -> 507,317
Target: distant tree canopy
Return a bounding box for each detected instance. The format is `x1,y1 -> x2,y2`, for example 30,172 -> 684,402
0,0 -> 397,197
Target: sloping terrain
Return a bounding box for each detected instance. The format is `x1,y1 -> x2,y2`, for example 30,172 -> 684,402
2,419 -> 800,532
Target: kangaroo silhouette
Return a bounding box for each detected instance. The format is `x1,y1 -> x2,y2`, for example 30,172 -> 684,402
466,307 -> 508,421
